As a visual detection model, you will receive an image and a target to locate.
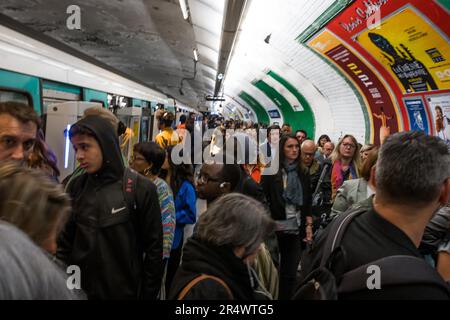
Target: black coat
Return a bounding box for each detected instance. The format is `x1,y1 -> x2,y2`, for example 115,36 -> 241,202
261,164 -> 312,237
57,116 -> 163,300
168,237 -> 257,300
234,166 -> 268,208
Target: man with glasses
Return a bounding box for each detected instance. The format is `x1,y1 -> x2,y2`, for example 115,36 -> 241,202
0,101 -> 38,163
196,163 -> 241,204
301,140 -> 321,191
301,140 -> 332,221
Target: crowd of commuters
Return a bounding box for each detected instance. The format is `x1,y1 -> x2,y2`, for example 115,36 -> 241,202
0,100 -> 448,300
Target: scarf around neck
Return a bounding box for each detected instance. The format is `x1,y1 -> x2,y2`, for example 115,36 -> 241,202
332,159 -> 358,193
282,160 -> 303,206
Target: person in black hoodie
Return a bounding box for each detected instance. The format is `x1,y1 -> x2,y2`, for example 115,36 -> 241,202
57,115 -> 163,299
169,193 -> 275,300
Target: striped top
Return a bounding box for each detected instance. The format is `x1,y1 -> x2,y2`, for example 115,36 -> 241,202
152,177 -> 176,259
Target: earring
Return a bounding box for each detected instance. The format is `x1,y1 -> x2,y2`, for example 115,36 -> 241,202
143,167 -> 151,176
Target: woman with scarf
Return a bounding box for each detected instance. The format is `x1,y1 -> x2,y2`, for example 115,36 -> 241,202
330,134 -> 361,201
261,134 -> 312,300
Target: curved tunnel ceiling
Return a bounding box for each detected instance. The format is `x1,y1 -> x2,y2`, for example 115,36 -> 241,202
223,0 -> 450,143
223,0 -> 366,141
0,0 -> 449,144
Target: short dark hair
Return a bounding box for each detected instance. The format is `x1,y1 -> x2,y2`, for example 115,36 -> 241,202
133,142 -> 166,175
0,101 -> 39,127
220,164 -> 241,191
160,111 -> 175,127
179,114 -> 187,124
376,131 -> 450,204
317,134 -> 331,145
267,124 -> 280,138
167,146 -> 194,195
360,147 -> 378,181
296,129 -> 307,137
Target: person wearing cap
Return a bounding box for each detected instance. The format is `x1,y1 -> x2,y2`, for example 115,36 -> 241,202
155,111 -> 181,149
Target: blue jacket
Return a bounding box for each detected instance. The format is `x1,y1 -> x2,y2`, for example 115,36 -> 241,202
173,180 -> 197,249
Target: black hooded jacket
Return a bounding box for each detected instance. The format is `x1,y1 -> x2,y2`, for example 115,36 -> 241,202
57,116 -> 163,299
168,236 -> 257,300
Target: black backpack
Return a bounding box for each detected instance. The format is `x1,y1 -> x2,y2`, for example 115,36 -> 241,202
293,206 -> 450,300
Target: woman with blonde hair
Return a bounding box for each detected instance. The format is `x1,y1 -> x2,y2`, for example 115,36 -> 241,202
331,147 -> 378,216
330,134 -> 361,201
0,161 -> 70,254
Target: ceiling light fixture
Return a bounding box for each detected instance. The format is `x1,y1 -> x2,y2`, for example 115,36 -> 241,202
193,48 -> 199,62
179,0 -> 189,20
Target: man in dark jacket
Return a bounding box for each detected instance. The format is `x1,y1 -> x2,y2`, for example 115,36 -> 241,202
302,131 -> 450,299
57,115 -> 163,300
301,140 -> 332,223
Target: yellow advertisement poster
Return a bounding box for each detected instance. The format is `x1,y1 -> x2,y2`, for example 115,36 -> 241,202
355,6 -> 450,93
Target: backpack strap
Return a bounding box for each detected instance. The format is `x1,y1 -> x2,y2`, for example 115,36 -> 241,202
123,167 -> 138,213
338,255 -> 450,294
312,162 -> 330,201
319,205 -> 367,267
122,167 -> 142,250
178,274 -> 233,300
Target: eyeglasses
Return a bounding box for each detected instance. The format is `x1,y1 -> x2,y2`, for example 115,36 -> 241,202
342,143 -> 356,149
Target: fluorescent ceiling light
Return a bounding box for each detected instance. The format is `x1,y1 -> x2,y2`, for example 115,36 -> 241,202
64,124 -> 71,169
193,48 -> 199,62
179,0 -> 189,20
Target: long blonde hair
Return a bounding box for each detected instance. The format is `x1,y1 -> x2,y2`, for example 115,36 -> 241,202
0,162 -> 70,252
331,134 -> 361,170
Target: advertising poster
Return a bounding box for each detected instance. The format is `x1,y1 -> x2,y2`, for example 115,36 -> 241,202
355,6 -> 450,94
308,29 -> 399,145
309,0 -> 450,131
403,97 -> 429,134
426,93 -> 450,144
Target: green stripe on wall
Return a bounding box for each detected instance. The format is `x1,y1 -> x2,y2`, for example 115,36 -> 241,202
254,80 -> 314,138
238,91 -> 270,125
0,69 -> 41,114
267,70 -> 315,139
437,0 -> 450,11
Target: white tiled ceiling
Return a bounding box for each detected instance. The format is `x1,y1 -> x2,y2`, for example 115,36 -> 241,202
224,0 -> 367,142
